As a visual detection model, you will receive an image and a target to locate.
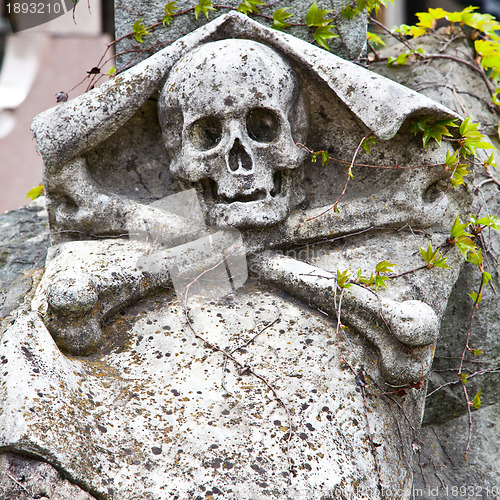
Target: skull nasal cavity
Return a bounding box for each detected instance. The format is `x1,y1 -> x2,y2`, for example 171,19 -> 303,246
228,140 -> 253,173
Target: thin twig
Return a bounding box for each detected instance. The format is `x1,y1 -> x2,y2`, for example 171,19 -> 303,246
451,83 -> 468,116
422,53 -> 495,97
388,264 -> 428,279
368,15 -> 415,52
426,366 -> 500,398
305,134 -> 372,221
181,252 -> 295,475
334,288 -> 349,366
458,280 -> 484,375
359,374 -> 386,499
458,279 -> 485,460
221,310 -> 281,395
296,143 -> 446,171
8,474 -> 29,493
461,381 -> 473,462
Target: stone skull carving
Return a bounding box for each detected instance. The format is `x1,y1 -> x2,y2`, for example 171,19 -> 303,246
159,39 -> 309,228
2,12 -> 475,500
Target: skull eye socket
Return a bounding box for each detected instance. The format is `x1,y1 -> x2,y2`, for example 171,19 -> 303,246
188,116 -> 222,150
246,108 -> 279,143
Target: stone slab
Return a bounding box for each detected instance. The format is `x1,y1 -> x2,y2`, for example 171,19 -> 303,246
114,0 -> 367,70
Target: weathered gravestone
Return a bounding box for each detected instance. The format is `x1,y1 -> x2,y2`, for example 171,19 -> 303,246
0,10 -> 477,500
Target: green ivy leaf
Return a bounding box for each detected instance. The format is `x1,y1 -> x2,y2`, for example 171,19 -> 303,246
408,117 -> 457,146
455,235 -> 477,257
419,243 -> 450,269
458,117 -> 496,157
26,184 -> 44,201
473,349 -> 483,357
434,255 -> 451,268
416,8 -> 447,29
311,150 -> 330,167
482,271 -> 492,287
394,23 -> 427,38
484,152 -> 497,169
107,66 -> 116,77
468,291 -> 483,304
450,214 -> 473,238
343,0 -> 390,18
387,51 -> 410,66
320,150 -> 330,167
448,162 -> 470,187
162,1 -> 178,25
195,0 -> 216,19
352,260 -> 395,291
460,116 -> 479,136
472,389 -> 481,409
361,136 -> 379,154
466,248 -> 483,267
359,272 -> 375,287
305,2 -> 337,50
445,149 -> 459,168
419,243 -> 434,265
463,11 -> 500,37
395,7 -> 448,39
271,7 -> 293,30
313,25 -> 338,50
237,0 -> 265,15
475,39 -> 500,70
373,275 -> 389,290
366,0 -> 391,16
424,120 -> 455,145
446,5 -> 477,23
494,89 -> 500,107
337,268 -> 352,289
375,260 -> 396,274
305,1 -> 333,27
471,213 -> 500,232
367,31 -> 386,48
341,3 -> 356,19
459,373 -> 469,385
132,18 -> 151,43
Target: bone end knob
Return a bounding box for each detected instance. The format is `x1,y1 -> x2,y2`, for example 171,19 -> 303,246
45,273 -> 102,355
382,299 -> 439,347
46,273 -> 98,313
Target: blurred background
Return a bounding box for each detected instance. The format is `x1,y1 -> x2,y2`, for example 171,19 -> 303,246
0,0 -> 113,213
0,0 -> 498,213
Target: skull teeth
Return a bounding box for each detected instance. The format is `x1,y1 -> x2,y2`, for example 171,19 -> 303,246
202,171 -> 285,205
224,190 -> 268,203
206,179 -> 268,203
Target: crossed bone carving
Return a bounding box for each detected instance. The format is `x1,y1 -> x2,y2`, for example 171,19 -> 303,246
32,32 -> 459,387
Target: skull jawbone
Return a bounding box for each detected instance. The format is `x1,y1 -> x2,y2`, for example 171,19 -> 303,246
206,194 -> 292,228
